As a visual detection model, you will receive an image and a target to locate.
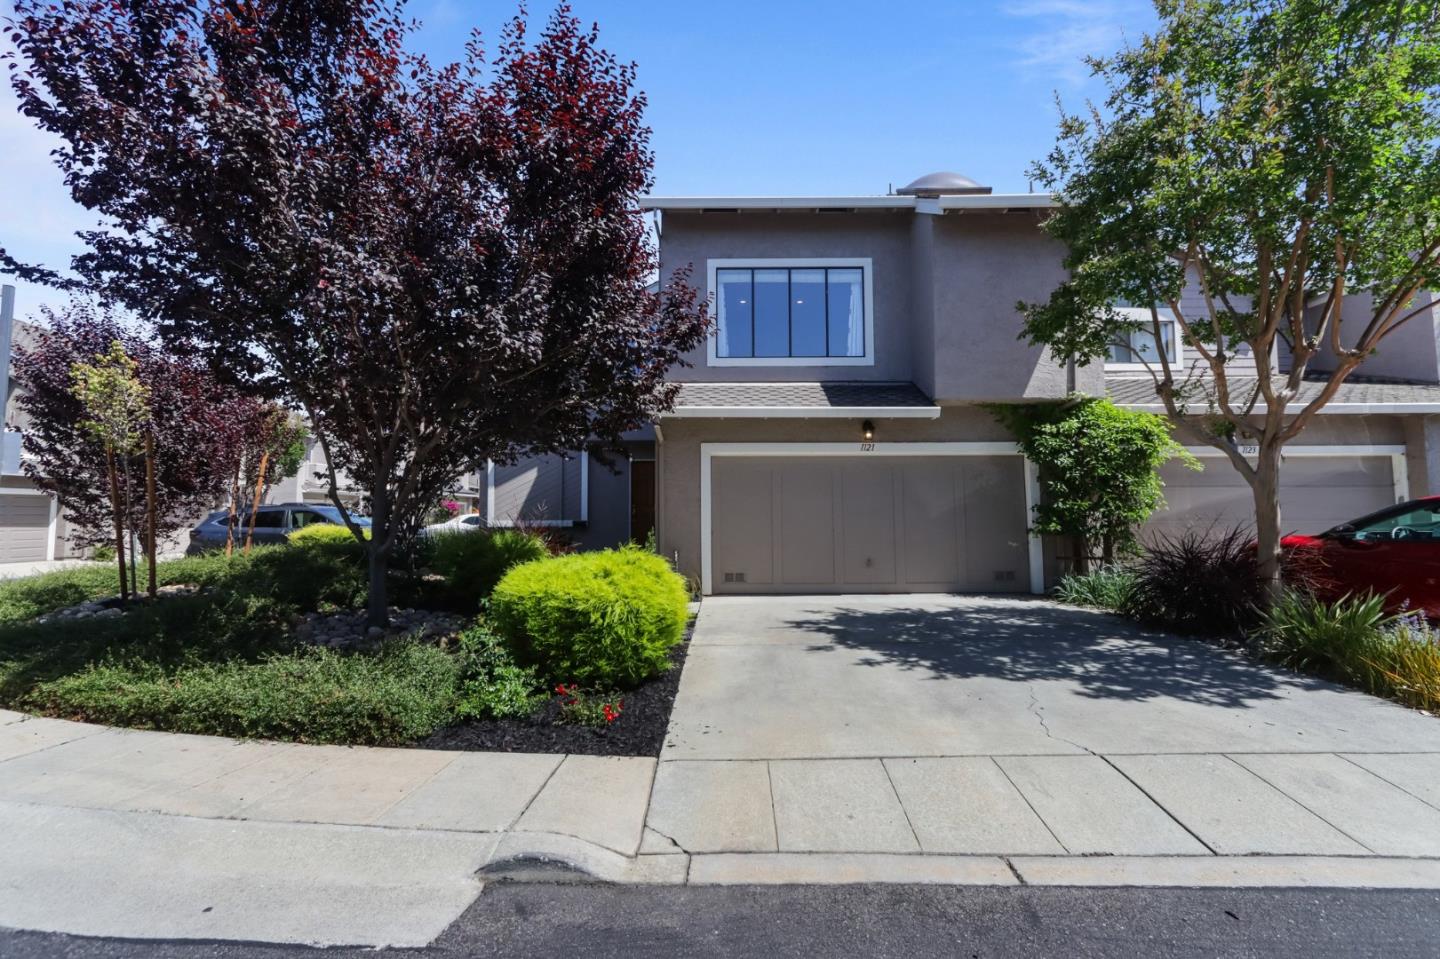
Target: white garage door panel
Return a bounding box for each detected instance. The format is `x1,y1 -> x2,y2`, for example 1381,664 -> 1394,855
711,455 -> 1027,595
0,494 -> 52,563
1146,455 -> 1398,540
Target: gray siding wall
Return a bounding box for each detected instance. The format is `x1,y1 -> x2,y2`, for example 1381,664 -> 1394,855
927,213 -> 1092,401
1305,289 -> 1440,383
659,211 -> 917,383
657,209 -> 1086,403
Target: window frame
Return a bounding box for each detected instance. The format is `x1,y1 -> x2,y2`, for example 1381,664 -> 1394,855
706,257 -> 875,367
1105,306 -> 1183,371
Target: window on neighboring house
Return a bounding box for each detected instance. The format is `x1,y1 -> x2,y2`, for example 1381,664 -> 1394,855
1107,306 -> 1179,366
713,263 -> 868,363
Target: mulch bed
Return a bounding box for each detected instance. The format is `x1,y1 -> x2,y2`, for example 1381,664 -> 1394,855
412,625 -> 691,758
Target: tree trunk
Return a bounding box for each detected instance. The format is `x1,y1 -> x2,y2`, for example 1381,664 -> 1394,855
225,463 -> 241,557
1252,444 -> 1286,604
365,486 -> 390,630
1072,534 -> 1090,575
144,432 -> 158,599
105,445 -> 128,600
243,450 -> 271,554
122,453 -> 137,593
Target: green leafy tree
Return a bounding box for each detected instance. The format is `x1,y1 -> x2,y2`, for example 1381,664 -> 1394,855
991,398 -> 1197,573
1020,0 -> 1440,598
71,341 -> 150,598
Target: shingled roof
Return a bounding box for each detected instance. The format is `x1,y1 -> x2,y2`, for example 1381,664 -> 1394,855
667,381 -> 940,417
1107,373 -> 1440,412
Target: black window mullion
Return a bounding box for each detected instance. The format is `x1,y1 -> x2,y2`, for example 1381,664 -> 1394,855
749,270 -> 755,359
786,269 -> 793,358
824,267 -> 832,357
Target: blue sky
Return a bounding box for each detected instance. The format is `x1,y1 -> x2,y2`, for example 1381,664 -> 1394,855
1,0 -> 1155,298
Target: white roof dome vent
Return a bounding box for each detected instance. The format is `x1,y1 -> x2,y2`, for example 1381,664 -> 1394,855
896,171 -> 992,197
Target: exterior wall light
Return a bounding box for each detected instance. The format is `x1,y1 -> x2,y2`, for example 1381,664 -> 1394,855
861,420 -> 875,442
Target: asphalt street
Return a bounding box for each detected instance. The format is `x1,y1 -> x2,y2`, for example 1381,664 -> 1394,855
4,883 -> 1440,958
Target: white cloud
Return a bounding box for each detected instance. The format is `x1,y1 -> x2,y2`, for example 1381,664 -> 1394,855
1004,0 -> 1154,88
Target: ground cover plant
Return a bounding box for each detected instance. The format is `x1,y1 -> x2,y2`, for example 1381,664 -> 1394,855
0,539 -> 692,752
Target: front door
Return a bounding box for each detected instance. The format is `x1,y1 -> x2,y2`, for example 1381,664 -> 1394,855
630,459 -> 656,544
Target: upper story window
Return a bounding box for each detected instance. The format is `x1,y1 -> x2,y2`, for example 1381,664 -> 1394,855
1107,305 -> 1180,368
707,258 -> 874,367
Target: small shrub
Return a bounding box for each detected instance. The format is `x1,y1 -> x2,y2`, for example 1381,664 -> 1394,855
26,640 -> 458,745
554,683 -> 624,727
429,529 -> 550,610
490,546 -> 688,687
453,624 -> 546,720
1123,527 -> 1267,636
288,523 -> 368,546
1054,567 -> 1138,612
1369,616 -> 1440,713
1253,590 -> 1393,684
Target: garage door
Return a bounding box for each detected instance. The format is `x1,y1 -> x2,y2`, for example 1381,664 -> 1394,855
0,494 -> 52,563
710,455 -> 1029,594
1144,454 -> 1400,541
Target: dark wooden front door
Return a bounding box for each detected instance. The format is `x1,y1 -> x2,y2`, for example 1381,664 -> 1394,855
629,459 -> 656,543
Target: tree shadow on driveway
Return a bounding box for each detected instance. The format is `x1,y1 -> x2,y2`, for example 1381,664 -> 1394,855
779,597 -> 1318,709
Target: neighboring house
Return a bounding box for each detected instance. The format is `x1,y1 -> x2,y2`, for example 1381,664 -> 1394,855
639,172 -> 1440,595
1,286 -> 68,563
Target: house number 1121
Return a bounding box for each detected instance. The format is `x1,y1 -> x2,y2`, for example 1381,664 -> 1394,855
859,443 -> 876,452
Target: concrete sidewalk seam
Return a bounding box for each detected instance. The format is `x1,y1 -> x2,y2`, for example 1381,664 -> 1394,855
1334,753 -> 1440,815
503,753 -> 566,832
991,756 -> 1071,854
1225,754 -> 1380,855
880,758 -> 924,853
1100,754 -> 1219,856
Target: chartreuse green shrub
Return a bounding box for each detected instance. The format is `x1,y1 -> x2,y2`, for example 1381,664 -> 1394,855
288,522 -> 369,546
428,529 -> 549,611
489,546 -> 688,687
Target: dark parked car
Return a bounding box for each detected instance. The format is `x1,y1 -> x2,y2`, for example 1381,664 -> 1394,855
187,503 -> 370,554
1282,496 -> 1440,618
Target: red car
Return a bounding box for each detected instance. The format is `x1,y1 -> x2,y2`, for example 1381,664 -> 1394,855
1282,496 -> 1440,618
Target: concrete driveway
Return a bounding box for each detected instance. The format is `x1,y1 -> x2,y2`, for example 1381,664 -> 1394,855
663,594 -> 1440,760
645,595 -> 1440,864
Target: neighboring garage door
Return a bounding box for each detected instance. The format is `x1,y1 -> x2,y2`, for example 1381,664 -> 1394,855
0,494 -> 52,563
1144,454 -> 1401,541
710,455 -> 1030,594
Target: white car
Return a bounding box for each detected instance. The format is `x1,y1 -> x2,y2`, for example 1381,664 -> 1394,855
422,514 -> 486,537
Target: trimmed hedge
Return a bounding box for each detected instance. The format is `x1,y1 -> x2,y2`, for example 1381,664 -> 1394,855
428,528 -> 549,610
288,523 -> 368,546
489,546 -> 688,687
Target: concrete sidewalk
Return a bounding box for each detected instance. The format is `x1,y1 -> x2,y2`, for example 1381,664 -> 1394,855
6,594 -> 1440,947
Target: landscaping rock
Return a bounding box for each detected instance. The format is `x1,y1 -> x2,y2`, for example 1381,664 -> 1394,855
293,608 -> 467,652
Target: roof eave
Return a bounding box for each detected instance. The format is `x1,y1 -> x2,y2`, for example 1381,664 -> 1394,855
639,194 -> 1059,212
662,405 -> 942,419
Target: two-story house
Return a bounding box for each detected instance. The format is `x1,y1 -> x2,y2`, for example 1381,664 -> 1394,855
635,171 -> 1440,596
